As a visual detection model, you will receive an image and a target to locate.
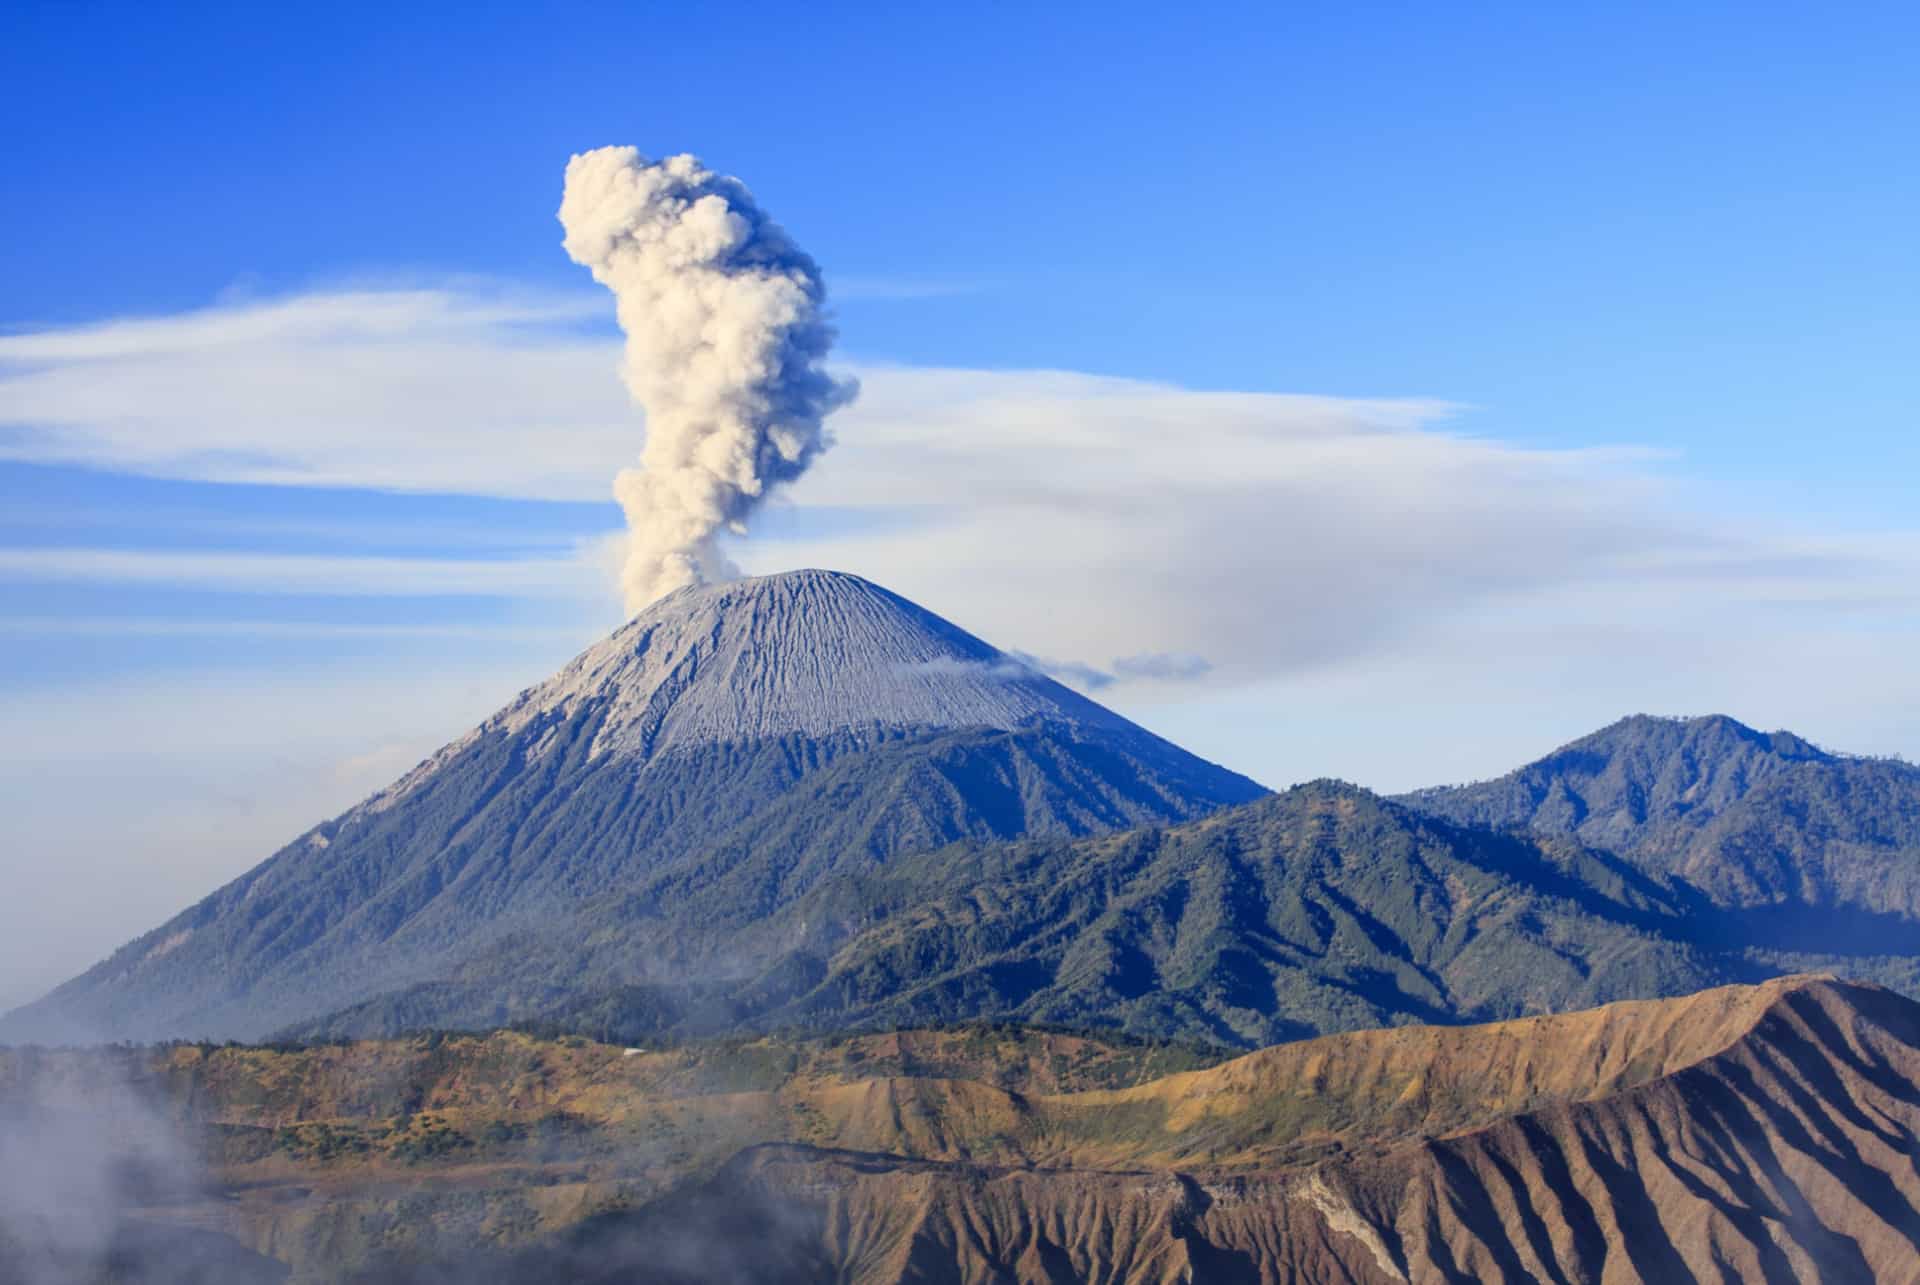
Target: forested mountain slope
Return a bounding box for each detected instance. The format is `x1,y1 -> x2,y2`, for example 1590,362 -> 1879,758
1401,712 -> 1920,921
4,571 -> 1261,1044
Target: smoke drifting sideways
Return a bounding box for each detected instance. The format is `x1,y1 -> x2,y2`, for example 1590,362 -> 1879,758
559,147 -> 858,612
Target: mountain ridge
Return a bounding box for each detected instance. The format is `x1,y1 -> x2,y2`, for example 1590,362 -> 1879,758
1399,711 -> 1920,918
340,753 -> 1920,1053
4,570 -> 1264,1044
19,589 -> 1920,1065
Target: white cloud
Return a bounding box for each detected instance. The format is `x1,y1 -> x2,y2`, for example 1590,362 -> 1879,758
742,368 -> 1920,692
1113,652 -> 1213,682
0,287 -> 633,498
2,282 -> 1917,709
1128,588 -> 1920,795
0,616 -> 595,642
0,546 -> 615,598
0,287 -> 598,363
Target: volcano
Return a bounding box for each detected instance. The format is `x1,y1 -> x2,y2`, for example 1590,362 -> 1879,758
7,570 -> 1264,1043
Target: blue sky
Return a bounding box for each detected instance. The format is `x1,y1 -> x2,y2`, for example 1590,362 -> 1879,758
9,1 -> 1919,491
3,1 -> 1918,1005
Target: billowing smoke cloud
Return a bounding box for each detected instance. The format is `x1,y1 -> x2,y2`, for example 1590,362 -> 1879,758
559,148 -> 857,610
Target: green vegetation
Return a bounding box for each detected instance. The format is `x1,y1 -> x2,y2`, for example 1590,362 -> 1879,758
14,716 -> 1260,1046
15,711 -> 1920,1059
1400,713 -> 1920,920
277,730 -> 1920,1053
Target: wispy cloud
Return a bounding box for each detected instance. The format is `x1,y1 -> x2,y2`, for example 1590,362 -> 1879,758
0,546 -> 612,598
1114,652 -> 1214,682
0,616 -> 594,642
0,287 -> 632,499
1,283 -> 1916,705
0,287 -> 599,362
737,365 -> 1919,688
1003,651 -> 1117,691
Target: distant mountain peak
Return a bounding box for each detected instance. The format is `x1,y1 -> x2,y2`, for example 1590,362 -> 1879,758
1395,712 -> 1920,914
1571,713 -> 1833,764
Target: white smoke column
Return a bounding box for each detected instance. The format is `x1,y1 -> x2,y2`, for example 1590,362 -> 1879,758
559,147 -> 857,610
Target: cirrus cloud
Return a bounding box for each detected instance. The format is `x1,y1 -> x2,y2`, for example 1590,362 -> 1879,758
2,284 -> 1916,701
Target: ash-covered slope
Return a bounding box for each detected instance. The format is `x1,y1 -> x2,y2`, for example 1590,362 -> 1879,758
1399,713 -> 1920,926
422,565 -> 1147,766
6,570 -> 1262,1044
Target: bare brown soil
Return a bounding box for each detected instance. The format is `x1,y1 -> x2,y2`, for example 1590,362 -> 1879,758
12,974 -> 1920,1281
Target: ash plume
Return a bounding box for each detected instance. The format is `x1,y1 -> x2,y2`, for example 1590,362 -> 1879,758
559,147 -> 857,610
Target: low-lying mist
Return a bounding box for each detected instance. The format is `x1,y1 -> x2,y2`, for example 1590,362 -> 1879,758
0,1045 -> 283,1284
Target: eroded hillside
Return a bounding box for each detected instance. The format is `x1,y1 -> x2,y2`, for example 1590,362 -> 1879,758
9,974 -> 1920,1281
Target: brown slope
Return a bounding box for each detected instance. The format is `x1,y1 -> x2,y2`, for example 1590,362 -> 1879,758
15,976 -> 1920,1282
1378,976 -> 1920,1281
0,1026 -> 1223,1281
571,975 -> 1920,1283
1040,976 -> 1795,1170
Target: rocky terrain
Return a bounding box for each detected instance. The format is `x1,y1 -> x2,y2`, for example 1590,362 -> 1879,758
548,974 -> 1920,1282
9,975 -> 1920,1281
